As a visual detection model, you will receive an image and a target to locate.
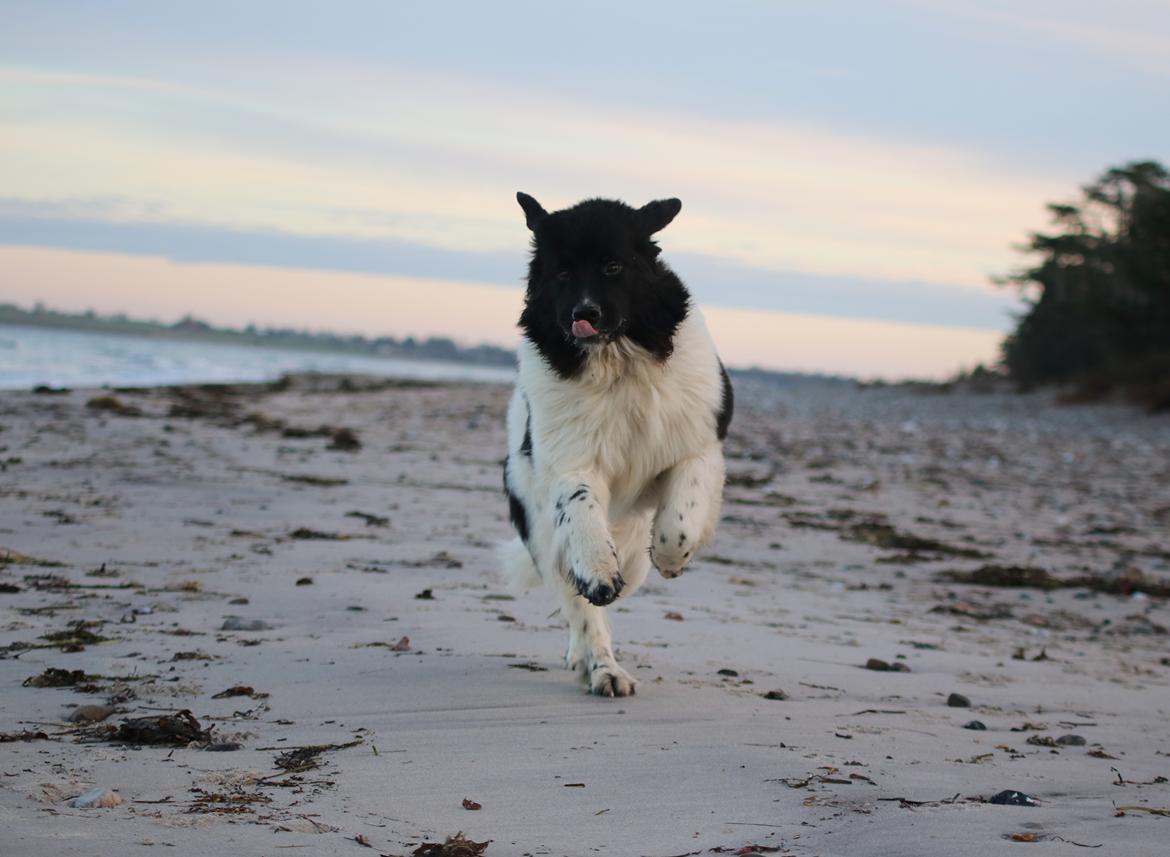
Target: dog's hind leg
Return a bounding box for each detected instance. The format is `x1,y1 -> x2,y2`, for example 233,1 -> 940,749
556,578 -> 635,697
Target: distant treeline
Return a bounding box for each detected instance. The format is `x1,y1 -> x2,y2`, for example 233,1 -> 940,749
998,160 -> 1170,410
0,303 -> 517,368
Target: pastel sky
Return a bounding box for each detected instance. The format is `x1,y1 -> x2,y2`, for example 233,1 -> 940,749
2,1 -> 1168,378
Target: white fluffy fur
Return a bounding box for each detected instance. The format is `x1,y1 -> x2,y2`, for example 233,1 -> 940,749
499,309 -> 727,696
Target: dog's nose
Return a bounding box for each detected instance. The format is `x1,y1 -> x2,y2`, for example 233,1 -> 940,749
572,303 -> 601,324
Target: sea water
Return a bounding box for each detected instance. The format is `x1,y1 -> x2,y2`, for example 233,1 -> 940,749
0,324 -> 515,390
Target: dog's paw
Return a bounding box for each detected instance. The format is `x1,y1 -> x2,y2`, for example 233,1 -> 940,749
650,535 -> 694,580
588,661 -> 636,697
568,535 -> 624,605
573,571 -> 625,606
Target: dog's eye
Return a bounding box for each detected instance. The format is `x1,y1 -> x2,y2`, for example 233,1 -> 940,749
602,262 -> 623,277
556,270 -> 571,281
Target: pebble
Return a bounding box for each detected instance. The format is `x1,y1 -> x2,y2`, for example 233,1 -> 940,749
963,720 -> 987,730
947,692 -> 971,708
988,790 -> 1039,807
865,658 -> 910,672
1056,734 -> 1086,746
762,690 -> 788,701
67,704 -> 116,724
70,787 -> 124,809
220,617 -> 272,631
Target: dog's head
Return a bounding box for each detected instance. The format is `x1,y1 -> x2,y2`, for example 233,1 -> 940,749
516,193 -> 691,378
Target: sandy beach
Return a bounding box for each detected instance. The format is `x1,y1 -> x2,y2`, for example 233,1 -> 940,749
2,374 -> 1169,857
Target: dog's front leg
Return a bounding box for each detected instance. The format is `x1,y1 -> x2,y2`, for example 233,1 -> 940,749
651,444 -> 726,578
559,582 -> 636,696
550,476 -> 624,606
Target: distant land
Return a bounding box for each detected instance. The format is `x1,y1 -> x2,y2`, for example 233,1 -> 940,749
1,302 -> 858,386
0,302 -> 517,368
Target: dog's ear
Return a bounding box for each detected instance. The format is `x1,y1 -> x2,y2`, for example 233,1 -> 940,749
638,198 -> 682,235
516,192 -> 548,231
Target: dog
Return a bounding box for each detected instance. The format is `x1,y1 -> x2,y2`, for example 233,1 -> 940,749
498,192 -> 733,697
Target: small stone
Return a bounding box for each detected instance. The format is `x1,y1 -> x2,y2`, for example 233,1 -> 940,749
947,693 -> 971,708
295,577 -> 313,586
762,690 -> 788,701
220,617 -> 272,631
1055,734 -> 1086,746
865,658 -> 911,672
963,720 -> 987,730
717,669 -> 739,677
67,705 -> 116,724
987,790 -> 1039,807
69,787 -> 124,808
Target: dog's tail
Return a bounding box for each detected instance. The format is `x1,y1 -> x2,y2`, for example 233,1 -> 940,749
497,537 -> 541,593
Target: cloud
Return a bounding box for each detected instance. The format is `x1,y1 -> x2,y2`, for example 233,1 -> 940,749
0,65 -> 1073,292
0,209 -> 1022,330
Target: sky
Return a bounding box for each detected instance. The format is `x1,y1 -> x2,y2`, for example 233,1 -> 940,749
2,1 -> 1168,378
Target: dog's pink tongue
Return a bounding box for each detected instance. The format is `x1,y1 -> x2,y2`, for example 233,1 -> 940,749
571,319 -> 599,338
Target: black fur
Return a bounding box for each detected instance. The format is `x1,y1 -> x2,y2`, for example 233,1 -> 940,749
516,194 -> 691,380
503,456 -> 529,543
520,408 -> 533,457
716,362 -> 734,441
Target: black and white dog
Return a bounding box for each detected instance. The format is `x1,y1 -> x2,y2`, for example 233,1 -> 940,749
499,192 -> 733,697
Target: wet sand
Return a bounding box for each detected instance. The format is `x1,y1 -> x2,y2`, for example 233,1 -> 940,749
1,374 -> 1169,856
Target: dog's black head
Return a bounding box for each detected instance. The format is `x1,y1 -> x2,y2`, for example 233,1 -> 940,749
516,193 -> 691,379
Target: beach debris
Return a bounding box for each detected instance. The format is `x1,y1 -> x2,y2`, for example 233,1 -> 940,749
23,667 -> 93,688
987,790 -> 1039,806
289,527 -> 350,540
86,395 -> 142,417
762,690 -> 788,701
1027,735 -> 1059,747
69,787 -> 125,808
929,601 -> 1014,621
508,662 -> 547,672
67,704 -> 116,723
328,428 -> 362,451
412,832 -> 491,856
281,473 -> 348,486
346,510 -> 389,526
189,788 -> 270,813
462,798 -> 482,810
843,520 -> 989,559
221,617 -> 272,631
172,650 -> 212,661
963,720 -> 987,730
938,565 -> 1170,598
1,548 -> 65,568
41,620 -> 109,650
1116,805 -> 1170,817
0,582 -> 20,593
864,658 -> 910,672
211,686 -> 267,700
273,738 -> 363,773
664,611 -> 684,621
415,588 -> 435,600
391,636 -> 411,652
112,710 -> 211,746
0,730 -> 50,743
1009,833 -> 1038,842
946,692 -> 971,708
354,833 -> 372,847
402,551 -> 464,569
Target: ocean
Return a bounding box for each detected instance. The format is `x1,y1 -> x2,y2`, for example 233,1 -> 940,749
0,324 -> 515,390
